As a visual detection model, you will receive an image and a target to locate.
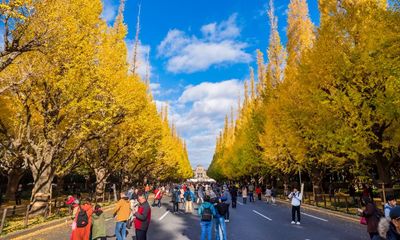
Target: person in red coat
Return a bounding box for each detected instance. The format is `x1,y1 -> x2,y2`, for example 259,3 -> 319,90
70,198 -> 93,240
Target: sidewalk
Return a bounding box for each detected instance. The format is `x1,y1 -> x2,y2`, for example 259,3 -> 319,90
0,204 -> 116,240
275,198 -> 359,223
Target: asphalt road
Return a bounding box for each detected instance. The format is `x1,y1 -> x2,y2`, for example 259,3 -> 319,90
8,197 -> 370,240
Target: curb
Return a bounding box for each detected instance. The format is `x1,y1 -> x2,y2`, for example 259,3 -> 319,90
0,203 -> 116,240
276,199 -> 359,223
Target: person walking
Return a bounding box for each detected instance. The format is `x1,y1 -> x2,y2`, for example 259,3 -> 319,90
242,186 -> 248,204
248,183 -> 255,203
265,186 -> 272,204
134,193 -> 151,240
152,187 -> 163,208
172,186 -> 180,214
378,206 -> 400,240
15,184 -> 22,205
230,185 -> 237,208
184,188 -> 196,214
91,205 -> 107,240
288,186 -> 303,225
271,186 -> 277,204
215,198 -> 228,240
70,198 -> 93,240
358,198 -> 383,240
114,192 -> 131,240
198,195 -> 217,240
197,185 -> 205,204
385,195 -> 397,219
221,188 -> 231,222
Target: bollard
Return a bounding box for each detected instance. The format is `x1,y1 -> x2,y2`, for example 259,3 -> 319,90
345,196 -> 349,213
324,195 -> 327,208
12,205 -> 16,216
24,205 -> 30,227
0,208 -> 7,234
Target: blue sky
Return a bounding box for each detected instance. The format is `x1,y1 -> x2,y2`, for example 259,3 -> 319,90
101,0 -> 320,169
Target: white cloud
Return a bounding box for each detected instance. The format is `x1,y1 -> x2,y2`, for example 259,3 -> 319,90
126,40 -> 152,80
165,79 -> 244,167
157,14 -> 251,73
101,0 -> 118,24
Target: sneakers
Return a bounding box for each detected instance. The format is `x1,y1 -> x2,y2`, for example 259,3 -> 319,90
291,221 -> 295,224
296,222 -> 301,225
225,219 -> 229,223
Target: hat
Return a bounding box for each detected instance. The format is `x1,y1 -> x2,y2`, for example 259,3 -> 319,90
390,206 -> 400,220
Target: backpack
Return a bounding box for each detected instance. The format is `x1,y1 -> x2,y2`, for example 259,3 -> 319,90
216,203 -> 228,216
201,206 -> 213,221
76,207 -> 89,228
186,192 -> 192,201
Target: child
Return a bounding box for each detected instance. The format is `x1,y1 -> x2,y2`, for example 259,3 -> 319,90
91,205 -> 107,240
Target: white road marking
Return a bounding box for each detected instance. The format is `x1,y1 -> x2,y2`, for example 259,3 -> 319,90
159,210 -> 170,221
237,201 -> 244,205
302,212 -> 328,222
252,210 -> 272,221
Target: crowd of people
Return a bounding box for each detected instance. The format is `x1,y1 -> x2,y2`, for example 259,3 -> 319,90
63,182 -> 400,240
66,187 -> 154,240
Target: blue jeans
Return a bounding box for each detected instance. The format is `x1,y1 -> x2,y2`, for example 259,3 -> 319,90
215,217 -> 227,240
200,221 -> 213,240
115,221 -> 127,240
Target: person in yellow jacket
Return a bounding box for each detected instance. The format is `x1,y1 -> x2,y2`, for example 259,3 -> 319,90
114,192 -> 131,240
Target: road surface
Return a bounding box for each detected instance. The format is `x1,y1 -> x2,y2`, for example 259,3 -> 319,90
9,197 -> 369,240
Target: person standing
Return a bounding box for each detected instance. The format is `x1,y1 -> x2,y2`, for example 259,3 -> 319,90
184,188 -> 195,214
230,185 -> 237,208
384,195 -> 397,219
91,205 -> 107,240
255,186 -> 262,201
242,186 -> 248,204
248,183 -> 255,202
198,195 -> 217,240
288,186 -> 302,225
134,193 -> 152,240
71,198 -> 93,240
215,198 -> 228,240
114,193 -> 131,240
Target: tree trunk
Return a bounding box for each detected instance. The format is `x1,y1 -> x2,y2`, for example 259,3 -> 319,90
375,153 -> 392,187
310,167 -> 324,200
5,169 -> 24,201
30,163 -> 55,214
95,168 -> 108,202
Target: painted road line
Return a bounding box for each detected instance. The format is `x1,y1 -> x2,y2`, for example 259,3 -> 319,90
237,201 -> 244,205
159,210 -> 170,221
252,210 -> 272,221
302,212 -> 328,222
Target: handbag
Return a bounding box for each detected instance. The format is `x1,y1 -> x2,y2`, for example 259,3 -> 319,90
360,216 -> 367,225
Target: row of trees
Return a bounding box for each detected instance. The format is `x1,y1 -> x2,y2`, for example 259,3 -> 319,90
0,0 -> 192,212
208,0 -> 400,193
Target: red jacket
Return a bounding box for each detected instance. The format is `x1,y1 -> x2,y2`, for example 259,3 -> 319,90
134,201 -> 151,231
154,189 -> 163,200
